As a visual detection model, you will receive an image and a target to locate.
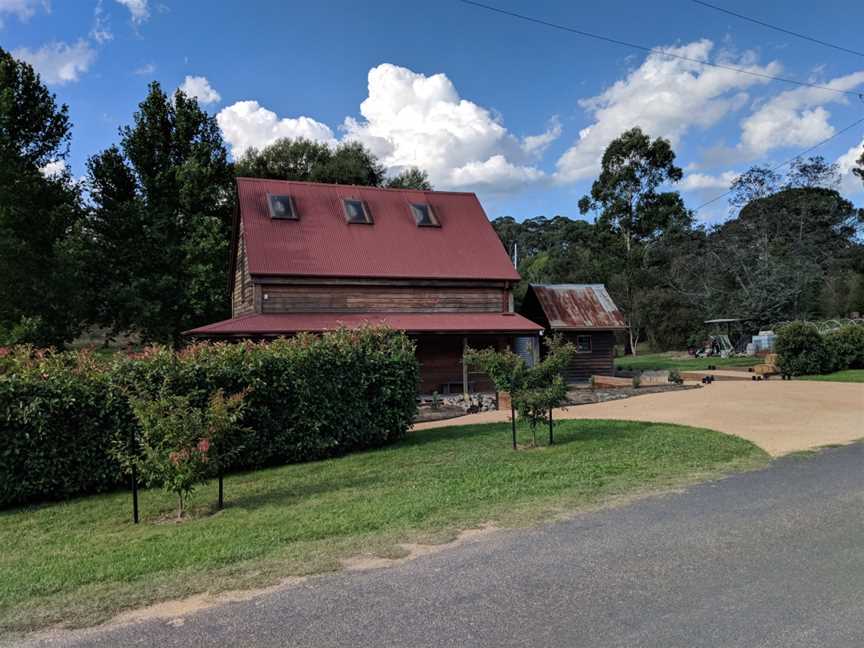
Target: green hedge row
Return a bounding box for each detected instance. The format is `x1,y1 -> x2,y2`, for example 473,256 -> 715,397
775,322 -> 864,376
0,328 -> 419,508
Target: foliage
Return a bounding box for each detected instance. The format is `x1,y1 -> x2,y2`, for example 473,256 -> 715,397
82,82 -> 235,345
385,167 -> 432,190
826,324 -> 864,370
775,322 -> 836,376
631,373 -> 641,389
667,368 -> 682,385
0,327 -> 419,508
467,337 -> 575,446
577,127 -> 689,353
127,390 -> 247,517
235,137 -> 387,186
0,47 -> 85,347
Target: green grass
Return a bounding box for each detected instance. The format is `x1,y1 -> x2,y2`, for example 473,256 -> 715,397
615,351 -> 760,372
0,420 -> 767,635
799,369 -> 864,383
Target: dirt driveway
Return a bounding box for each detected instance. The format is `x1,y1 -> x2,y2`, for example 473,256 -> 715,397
414,381 -> 864,456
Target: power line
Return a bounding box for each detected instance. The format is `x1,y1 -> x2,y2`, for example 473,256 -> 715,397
691,0 -> 864,59
457,0 -> 864,99
692,114 -> 864,212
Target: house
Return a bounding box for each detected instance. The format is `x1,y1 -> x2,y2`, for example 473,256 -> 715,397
519,284 -> 626,383
186,178 -> 543,394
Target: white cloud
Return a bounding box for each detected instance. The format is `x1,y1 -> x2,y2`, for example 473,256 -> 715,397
115,0 -> 148,25
12,39 -> 96,85
0,0 -> 47,27
680,170 -> 738,191
554,39 -> 780,182
521,117 -> 562,157
89,0 -> 112,43
739,71 -> 864,156
216,101 -> 336,157
39,159 -> 66,178
837,137 -> 864,196
179,75 -> 221,105
133,62 -> 155,76
342,63 -> 548,190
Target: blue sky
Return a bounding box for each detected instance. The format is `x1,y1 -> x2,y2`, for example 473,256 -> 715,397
5,0 -> 864,222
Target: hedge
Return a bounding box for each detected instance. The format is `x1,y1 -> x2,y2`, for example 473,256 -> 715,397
0,327 -> 419,509
776,322 -> 864,376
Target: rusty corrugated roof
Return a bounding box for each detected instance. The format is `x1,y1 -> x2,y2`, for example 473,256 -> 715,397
236,178 -> 520,281
530,284 -> 626,330
185,312 -> 543,336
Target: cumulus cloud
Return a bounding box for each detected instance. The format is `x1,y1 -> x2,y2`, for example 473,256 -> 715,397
738,71 -> 864,156
13,39 -> 96,85
554,39 -> 780,182
115,0 -> 148,25
342,63 -> 548,190
679,170 -> 738,191
218,63 -> 551,191
837,137 -> 864,195
216,101 -> 336,156
179,75 -> 221,104
0,0 -> 46,27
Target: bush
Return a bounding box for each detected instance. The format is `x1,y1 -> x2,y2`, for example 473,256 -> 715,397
0,327 -> 419,509
827,324 -> 864,369
775,322 -> 837,376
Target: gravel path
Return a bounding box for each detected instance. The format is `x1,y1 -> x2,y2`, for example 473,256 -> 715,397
415,380 -> 864,456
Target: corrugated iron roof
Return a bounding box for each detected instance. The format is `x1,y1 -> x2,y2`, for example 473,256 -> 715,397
236,178 -> 520,281
185,312 -> 543,336
529,284 -> 626,330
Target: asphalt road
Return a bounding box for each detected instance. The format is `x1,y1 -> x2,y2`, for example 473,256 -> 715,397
22,443 -> 864,648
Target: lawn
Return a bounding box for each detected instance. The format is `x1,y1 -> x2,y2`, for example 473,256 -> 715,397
799,369 -> 864,383
0,419 -> 767,635
615,351 -> 760,372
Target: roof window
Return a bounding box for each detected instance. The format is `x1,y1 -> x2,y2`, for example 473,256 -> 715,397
410,203 -> 440,227
267,194 -> 297,220
342,199 -> 373,224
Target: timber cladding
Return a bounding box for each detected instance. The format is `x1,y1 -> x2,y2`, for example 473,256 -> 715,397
231,226 -> 254,317
560,331 -> 615,383
260,285 -> 507,314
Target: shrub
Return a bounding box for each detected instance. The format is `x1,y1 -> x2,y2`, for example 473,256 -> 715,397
632,373 -> 641,389
0,327 -> 419,509
125,390 -> 247,518
827,324 -> 864,369
775,322 -> 837,376
668,368 -> 682,385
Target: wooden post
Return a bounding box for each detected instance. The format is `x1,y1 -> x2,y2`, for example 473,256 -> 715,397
462,336 -> 469,401
548,407 -> 554,445
131,463 -> 139,524
511,400 -> 517,450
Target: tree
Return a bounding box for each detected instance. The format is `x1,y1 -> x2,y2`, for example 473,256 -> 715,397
235,137 -> 387,186
83,82 -> 235,344
385,167 -> 432,190
578,128 -> 689,354
853,148 -> 863,187
463,346 -> 525,449
0,47 -> 84,347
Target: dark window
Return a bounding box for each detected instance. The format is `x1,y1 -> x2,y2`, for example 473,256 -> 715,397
410,203 -> 439,227
576,335 -> 592,353
342,199 -> 372,224
267,194 -> 297,220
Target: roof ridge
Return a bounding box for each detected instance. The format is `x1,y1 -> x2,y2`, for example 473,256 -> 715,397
235,177 -> 478,197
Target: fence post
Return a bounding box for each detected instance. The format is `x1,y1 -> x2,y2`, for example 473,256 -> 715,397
548,407 -> 554,445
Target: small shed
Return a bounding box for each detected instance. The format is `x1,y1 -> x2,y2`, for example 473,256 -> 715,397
520,284 -> 626,383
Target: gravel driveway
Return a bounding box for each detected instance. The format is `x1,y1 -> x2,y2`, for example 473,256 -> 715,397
415,380 -> 864,456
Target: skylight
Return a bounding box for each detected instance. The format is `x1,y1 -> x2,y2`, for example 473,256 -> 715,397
267,194 -> 297,220
342,199 -> 373,224
410,203 -> 439,227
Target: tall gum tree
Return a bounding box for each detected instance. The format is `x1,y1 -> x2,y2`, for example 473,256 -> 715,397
578,127 -> 688,355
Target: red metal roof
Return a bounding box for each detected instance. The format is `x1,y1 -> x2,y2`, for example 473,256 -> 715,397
185,312 -> 542,336
529,284 -> 626,330
236,178 -> 520,281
